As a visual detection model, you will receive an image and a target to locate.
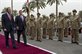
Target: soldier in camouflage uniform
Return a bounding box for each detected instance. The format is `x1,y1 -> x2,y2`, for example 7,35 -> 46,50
64,16 -> 70,37
67,12 -> 72,36
57,12 -> 65,42
70,9 -> 80,44
47,13 -> 54,40
42,15 -> 47,39
26,15 -> 30,36
29,14 -> 36,40
36,13 -> 43,42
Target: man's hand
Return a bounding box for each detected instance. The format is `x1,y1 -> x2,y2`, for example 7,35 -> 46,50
4,29 -> 7,31
17,26 -> 19,30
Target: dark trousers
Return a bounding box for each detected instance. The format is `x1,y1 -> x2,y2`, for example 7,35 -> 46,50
4,31 -> 16,47
17,30 -> 27,44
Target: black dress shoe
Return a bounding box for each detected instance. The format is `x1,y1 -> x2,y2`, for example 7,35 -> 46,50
6,46 -> 9,48
13,46 -> 17,49
17,41 -> 20,43
24,43 -> 27,46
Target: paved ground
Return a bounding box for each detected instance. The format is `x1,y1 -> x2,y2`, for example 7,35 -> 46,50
26,34 -> 82,54
0,31 -> 82,54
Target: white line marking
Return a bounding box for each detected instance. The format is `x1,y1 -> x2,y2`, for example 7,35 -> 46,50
0,33 -> 56,54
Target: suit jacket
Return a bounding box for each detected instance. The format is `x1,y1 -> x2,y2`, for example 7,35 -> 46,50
15,15 -> 26,30
1,13 -> 15,32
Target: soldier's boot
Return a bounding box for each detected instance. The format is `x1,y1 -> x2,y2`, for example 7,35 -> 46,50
43,36 -> 46,39
49,35 -> 53,40
36,36 -> 42,42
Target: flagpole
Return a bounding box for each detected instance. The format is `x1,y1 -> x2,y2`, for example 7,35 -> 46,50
26,0 -> 30,18
11,0 -> 13,14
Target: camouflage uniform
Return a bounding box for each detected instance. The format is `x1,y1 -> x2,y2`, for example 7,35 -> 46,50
57,13 -> 64,42
29,15 -> 36,40
70,10 -> 80,44
36,17 -> 43,42
47,14 -> 54,40
42,16 -> 47,39
64,16 -> 70,37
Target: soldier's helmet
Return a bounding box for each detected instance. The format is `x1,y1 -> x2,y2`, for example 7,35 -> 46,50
72,9 -> 77,13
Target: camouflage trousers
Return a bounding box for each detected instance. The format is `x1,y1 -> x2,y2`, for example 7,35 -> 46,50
30,27 -> 36,39
71,29 -> 79,43
64,28 -> 69,37
43,28 -> 47,39
47,28 -> 53,40
57,28 -> 64,41
36,28 -> 42,41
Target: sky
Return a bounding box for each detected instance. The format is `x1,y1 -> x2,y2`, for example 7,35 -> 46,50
0,0 -> 82,17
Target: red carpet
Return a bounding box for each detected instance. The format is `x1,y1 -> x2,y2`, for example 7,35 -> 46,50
0,34 -> 51,54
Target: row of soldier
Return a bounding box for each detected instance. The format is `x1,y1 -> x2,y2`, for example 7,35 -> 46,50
26,9 -> 81,45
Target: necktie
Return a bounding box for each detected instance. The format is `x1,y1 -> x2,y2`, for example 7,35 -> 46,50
21,15 -> 24,21
7,13 -> 11,21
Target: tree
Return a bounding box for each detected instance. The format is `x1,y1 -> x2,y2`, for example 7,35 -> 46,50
22,0 -> 46,18
1,7 -> 7,13
47,0 -> 67,18
22,2 -> 35,17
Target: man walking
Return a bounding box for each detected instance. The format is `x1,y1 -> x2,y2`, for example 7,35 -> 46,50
15,10 -> 27,45
1,7 -> 17,49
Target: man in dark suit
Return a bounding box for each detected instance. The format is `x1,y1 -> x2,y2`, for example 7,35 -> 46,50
15,10 -> 27,45
1,7 -> 17,49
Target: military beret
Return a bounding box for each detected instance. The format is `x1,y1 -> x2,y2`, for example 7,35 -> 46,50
72,9 -> 77,13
